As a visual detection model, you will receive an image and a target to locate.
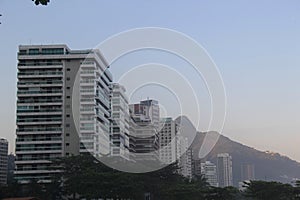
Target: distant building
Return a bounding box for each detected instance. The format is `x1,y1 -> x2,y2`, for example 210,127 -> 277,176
0,138 -> 8,185
239,180 -> 250,191
192,159 -> 202,177
158,117 -> 178,164
241,163 -> 255,181
201,161 -> 218,187
217,153 -> 233,187
129,99 -> 160,160
7,154 -> 15,184
177,136 -> 192,179
110,83 -> 130,159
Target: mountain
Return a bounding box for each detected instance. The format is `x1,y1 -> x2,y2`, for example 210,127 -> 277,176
190,131 -> 300,186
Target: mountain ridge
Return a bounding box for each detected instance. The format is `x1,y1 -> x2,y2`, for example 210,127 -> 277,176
190,131 -> 300,186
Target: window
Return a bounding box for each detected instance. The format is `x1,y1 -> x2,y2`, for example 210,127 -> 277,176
66,77 -> 70,81
66,133 -> 70,137
67,87 -> 70,90
29,48 -> 39,55
66,143 -> 70,146
66,124 -> 70,127
41,48 -> 64,55
66,114 -> 70,118
19,50 -> 27,55
66,96 -> 70,99
67,68 -> 71,71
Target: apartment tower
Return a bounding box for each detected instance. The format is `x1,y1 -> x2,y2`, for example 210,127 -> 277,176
15,44 -> 112,183
217,153 -> 233,187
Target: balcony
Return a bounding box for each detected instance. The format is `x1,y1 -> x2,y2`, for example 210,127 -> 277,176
18,71 -> 63,78
17,90 -> 63,97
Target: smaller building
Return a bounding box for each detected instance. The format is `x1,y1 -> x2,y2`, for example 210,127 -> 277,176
110,83 -> 130,159
241,163 -> 255,181
0,138 -> 8,185
159,117 -> 178,164
200,161 -> 218,187
217,153 -> 233,187
128,99 -> 160,161
239,180 -> 250,191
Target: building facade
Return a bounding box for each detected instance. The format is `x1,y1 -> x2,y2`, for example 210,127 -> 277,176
110,83 -> 130,159
15,44 -> 112,183
0,138 -> 8,185
192,159 -> 202,177
217,153 -> 233,187
158,117 -> 178,164
128,100 -> 160,160
201,161 -> 218,187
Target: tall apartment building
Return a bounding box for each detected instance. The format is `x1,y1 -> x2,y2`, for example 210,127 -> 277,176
174,133 -> 192,179
15,44 -> 112,183
129,100 -> 159,160
158,117 -> 178,164
110,83 -> 130,159
178,147 -> 193,179
0,138 -> 8,185
217,153 -> 233,187
201,161 -> 218,187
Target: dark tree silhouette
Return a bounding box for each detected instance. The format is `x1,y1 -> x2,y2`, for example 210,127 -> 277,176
32,0 -> 49,5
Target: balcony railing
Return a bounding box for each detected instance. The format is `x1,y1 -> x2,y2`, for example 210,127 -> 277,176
18,71 -> 63,76
17,127 -> 62,132
17,90 -> 62,94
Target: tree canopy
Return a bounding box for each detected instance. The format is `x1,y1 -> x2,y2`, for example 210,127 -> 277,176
1,154 -> 300,200
32,0 -> 49,5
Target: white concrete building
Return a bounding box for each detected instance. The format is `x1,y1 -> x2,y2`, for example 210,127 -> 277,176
110,83 -> 130,159
15,44 -> 112,183
177,136 -> 192,179
129,100 -> 160,161
217,153 -> 233,187
158,117 -> 178,164
201,161 -> 218,187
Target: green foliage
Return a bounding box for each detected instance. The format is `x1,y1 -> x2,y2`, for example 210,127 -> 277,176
243,180 -> 295,200
294,180 -> 300,200
2,154 -> 300,200
32,0 -> 49,5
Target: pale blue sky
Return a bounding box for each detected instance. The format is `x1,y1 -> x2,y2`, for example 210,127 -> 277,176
0,1 -> 300,161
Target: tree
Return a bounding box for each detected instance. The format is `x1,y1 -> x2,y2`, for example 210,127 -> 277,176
207,186 -> 241,200
294,180 -> 300,200
32,0 -> 50,5
243,180 -> 294,200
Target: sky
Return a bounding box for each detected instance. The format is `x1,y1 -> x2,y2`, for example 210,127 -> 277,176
0,1 -> 300,161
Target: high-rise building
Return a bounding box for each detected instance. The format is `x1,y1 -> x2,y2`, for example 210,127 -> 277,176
200,161 -> 218,187
0,138 -> 8,185
241,163 -> 255,181
128,100 -> 160,161
158,117 -> 178,164
176,136 -> 192,179
15,44 -> 112,183
192,159 -> 202,177
129,99 -> 160,127
217,153 -> 233,187
110,83 -> 130,159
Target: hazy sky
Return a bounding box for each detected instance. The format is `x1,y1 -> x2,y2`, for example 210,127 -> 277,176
0,1 -> 300,161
